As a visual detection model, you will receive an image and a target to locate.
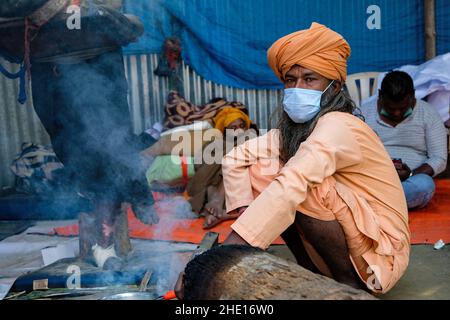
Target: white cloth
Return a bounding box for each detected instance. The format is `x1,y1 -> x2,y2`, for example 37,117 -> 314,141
92,244 -> 118,269
160,120 -> 213,137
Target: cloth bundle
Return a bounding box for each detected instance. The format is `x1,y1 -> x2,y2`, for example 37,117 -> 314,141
10,143 -> 64,195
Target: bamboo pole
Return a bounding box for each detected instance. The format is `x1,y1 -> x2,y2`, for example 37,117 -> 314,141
424,0 -> 436,60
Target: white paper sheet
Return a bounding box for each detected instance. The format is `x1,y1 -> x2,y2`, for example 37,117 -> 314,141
41,244 -> 76,266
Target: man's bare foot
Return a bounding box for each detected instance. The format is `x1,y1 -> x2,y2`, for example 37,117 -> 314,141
203,209 -> 241,229
204,198 -> 223,217
202,182 -> 224,220
133,200 -> 159,225
205,185 -> 224,213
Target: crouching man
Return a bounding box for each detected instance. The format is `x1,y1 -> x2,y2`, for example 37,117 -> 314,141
218,23 -> 410,295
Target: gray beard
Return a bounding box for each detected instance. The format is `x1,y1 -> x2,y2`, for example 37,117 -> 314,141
277,91 -> 362,163
278,111 -> 311,163
277,87 -> 337,163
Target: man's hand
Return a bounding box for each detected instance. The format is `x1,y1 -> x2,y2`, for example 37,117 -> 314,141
133,200 -> 160,225
236,206 -> 248,215
412,163 -> 434,177
221,207 -> 249,245
395,163 -> 412,181
223,230 -> 250,245
173,231 -> 249,299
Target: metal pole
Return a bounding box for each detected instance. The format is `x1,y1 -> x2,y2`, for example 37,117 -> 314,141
424,0 -> 436,60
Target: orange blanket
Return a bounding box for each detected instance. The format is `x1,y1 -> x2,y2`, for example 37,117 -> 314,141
55,179 -> 450,245
408,179 -> 450,244
55,204 -> 285,245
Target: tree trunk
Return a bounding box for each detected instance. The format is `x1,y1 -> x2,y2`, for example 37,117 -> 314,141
114,202 -> 132,258
79,212 -> 96,261
182,245 -> 377,300
424,0 -> 436,60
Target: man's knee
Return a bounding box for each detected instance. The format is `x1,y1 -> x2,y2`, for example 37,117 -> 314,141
295,212 -> 342,241
298,176 -> 339,221
403,174 -> 435,209
420,174 -> 435,193
407,174 -> 435,194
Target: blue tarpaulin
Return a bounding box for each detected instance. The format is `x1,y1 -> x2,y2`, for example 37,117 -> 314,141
437,0 -> 450,55
123,0 -> 450,89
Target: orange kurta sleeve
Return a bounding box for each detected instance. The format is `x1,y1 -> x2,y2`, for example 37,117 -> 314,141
222,136 -> 259,212
222,130 -> 280,212
231,113 -> 364,249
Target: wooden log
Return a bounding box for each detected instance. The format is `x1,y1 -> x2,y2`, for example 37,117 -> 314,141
182,245 -> 377,300
114,202 -> 132,258
79,202 -> 132,262
79,212 -> 96,261
97,0 -> 123,9
424,0 -> 436,60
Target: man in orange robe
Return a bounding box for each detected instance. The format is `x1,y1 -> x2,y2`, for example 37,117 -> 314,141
221,22 -> 410,294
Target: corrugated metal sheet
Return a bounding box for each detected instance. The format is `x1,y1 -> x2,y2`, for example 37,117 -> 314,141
0,54 -> 280,187
0,59 -> 50,188
124,54 -> 282,134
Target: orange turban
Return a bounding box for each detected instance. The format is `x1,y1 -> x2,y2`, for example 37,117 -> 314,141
213,107 -> 251,133
267,22 -> 351,83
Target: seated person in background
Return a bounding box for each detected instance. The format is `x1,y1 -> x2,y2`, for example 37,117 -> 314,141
187,107 -> 257,228
361,71 -> 448,210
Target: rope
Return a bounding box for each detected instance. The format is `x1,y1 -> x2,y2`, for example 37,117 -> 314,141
0,56 -> 27,104
1,0 -> 71,104
180,155 -> 189,187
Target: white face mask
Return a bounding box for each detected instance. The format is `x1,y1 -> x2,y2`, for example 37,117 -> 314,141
282,80 -> 334,123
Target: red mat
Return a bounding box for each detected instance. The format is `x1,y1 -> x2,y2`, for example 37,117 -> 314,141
408,179 -> 450,244
55,200 -> 285,245
55,180 -> 450,245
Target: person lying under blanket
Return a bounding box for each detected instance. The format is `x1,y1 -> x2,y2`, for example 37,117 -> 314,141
163,92 -> 249,129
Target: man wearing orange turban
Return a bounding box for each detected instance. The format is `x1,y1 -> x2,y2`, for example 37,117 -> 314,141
210,22 -> 411,297
213,107 -> 251,134
267,22 -> 351,83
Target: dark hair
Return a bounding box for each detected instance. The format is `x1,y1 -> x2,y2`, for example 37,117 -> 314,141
380,71 -> 415,102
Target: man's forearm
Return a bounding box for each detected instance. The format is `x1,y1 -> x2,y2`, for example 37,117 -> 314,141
412,163 -> 434,177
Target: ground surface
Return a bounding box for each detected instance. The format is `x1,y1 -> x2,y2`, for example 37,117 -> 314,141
1,220 -> 449,300
268,244 -> 450,300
